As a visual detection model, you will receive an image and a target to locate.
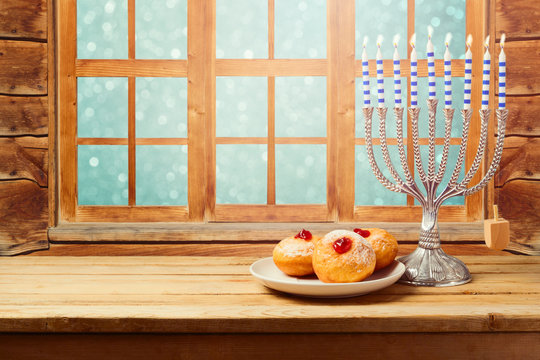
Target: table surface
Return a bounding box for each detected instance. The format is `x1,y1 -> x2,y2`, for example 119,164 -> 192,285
1,255 -> 540,334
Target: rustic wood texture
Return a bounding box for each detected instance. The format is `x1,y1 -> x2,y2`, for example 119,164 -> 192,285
0,40 -> 47,95
496,0 -> 540,41
496,137 -> 540,186
0,0 -> 47,40
0,137 -> 48,186
504,95 -> 540,136
0,95 -> 48,135
503,40 -> 540,95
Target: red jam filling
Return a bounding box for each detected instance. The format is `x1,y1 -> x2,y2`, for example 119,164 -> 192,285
333,237 -> 352,254
295,229 -> 312,241
353,228 -> 371,238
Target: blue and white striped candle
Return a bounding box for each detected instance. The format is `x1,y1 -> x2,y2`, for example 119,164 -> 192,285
444,33 -> 452,109
362,36 -> 371,108
427,26 -> 436,100
410,33 -> 418,108
498,33 -> 506,109
393,34 -> 402,108
482,36 -> 491,110
376,35 -> 384,108
464,34 -> 472,110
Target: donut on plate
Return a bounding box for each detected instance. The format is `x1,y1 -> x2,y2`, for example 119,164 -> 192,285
354,227 -> 398,271
273,229 -> 321,277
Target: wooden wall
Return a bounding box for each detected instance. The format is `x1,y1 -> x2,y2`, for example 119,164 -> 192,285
0,0 -> 538,255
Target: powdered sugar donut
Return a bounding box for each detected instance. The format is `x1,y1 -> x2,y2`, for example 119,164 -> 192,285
354,228 -> 398,271
273,229 -> 321,277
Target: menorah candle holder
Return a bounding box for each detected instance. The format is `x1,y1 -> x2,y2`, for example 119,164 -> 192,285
363,99 -> 508,287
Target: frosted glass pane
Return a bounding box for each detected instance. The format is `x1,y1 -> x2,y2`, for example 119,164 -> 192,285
276,144 -> 326,204
415,0 -> 466,59
356,0 -> 407,59
216,145 -> 267,204
77,0 -> 128,59
275,0 -> 326,59
355,77 -> 408,138
78,77 -> 128,138
355,145 -> 407,205
216,0 -> 267,59
136,78 -> 187,138
135,0 -> 187,59
216,77 -> 267,137
78,145 -> 128,205
416,77 -> 464,137
275,77 -> 326,137
136,145 -> 187,205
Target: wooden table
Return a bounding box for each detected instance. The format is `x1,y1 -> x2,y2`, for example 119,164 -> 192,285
1,255 -> 540,359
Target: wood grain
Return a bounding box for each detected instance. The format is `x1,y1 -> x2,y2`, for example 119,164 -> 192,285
505,95 -> 540,136
504,40 -> 540,95
0,0 -> 47,40
496,0 -> 540,41
496,137 -> 540,186
0,137 -> 48,186
0,95 -> 48,135
0,40 -> 47,95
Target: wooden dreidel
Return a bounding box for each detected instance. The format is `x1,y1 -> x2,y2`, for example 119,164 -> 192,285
484,205 -> 510,250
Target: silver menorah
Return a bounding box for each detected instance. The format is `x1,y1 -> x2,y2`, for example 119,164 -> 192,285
364,100 -> 508,286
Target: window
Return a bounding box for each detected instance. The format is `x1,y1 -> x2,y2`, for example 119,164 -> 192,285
57,0 -> 487,224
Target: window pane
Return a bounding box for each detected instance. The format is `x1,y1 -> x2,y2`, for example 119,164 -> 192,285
355,77 -> 408,138
275,76 -> 326,137
415,0 -> 466,59
276,144 -> 326,204
216,0 -> 268,59
275,0 -> 326,59
136,78 -> 187,138
77,0 -> 128,59
356,0 -> 407,59
216,77 -> 267,137
216,145 -> 267,204
78,145 -> 128,205
136,145 -> 187,205
355,145 -> 407,205
78,77 -> 128,138
136,0 -> 187,59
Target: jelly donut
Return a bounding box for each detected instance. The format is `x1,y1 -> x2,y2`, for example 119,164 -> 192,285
312,230 -> 376,283
354,228 -> 398,271
273,229 -> 321,277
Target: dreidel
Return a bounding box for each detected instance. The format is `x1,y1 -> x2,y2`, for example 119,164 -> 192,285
484,205 -> 510,250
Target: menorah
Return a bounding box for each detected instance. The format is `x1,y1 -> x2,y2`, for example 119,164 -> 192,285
363,101 -> 508,286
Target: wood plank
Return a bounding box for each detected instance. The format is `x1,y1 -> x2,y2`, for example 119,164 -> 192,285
214,205 -> 331,222
496,137 -> 540,186
503,40 -> 540,95
216,59 -> 327,76
505,95 -> 540,136
354,205 -> 467,222
76,59 -> 188,77
496,0 -> 540,41
75,206 -> 189,222
0,95 -> 48,135
48,0 -> 57,227
0,40 -> 47,95
0,0 -> 47,40
353,59 -> 465,77
0,137 -> 48,186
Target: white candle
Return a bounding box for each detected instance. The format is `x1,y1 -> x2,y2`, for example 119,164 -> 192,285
464,34 -> 472,110
362,36 -> 371,108
482,36 -> 490,110
410,33 -> 418,108
376,35 -> 384,108
499,33 -> 506,109
444,33 -> 452,109
427,26 -> 436,100
393,34 -> 402,108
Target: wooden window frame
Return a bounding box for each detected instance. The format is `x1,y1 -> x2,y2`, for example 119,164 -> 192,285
55,0 -> 492,231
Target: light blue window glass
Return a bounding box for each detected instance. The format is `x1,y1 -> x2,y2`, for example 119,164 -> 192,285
78,145 -> 129,205
276,144 -> 326,204
136,145 -> 188,205
78,77 -> 128,138
416,77 -> 465,137
275,76 -> 326,137
415,0 -> 466,59
216,145 -> 267,204
216,0 -> 268,59
77,0 -> 128,59
275,0 -> 326,59
135,0 -> 187,59
136,78 -> 188,138
355,145 -> 407,205
356,77 -> 408,138
356,0 -> 407,59
216,77 -> 267,137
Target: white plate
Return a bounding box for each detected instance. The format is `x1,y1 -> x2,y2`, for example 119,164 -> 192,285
250,257 -> 406,298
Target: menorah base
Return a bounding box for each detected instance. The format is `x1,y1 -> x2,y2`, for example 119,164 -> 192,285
397,247 -> 472,287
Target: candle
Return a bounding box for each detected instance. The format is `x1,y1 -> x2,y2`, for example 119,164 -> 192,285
362,36 -> 371,108
393,34 -> 402,108
427,26 -> 436,100
482,36 -> 490,110
499,33 -> 506,109
376,35 -> 384,108
464,34 -> 472,110
444,33 -> 452,109
410,33 -> 418,108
